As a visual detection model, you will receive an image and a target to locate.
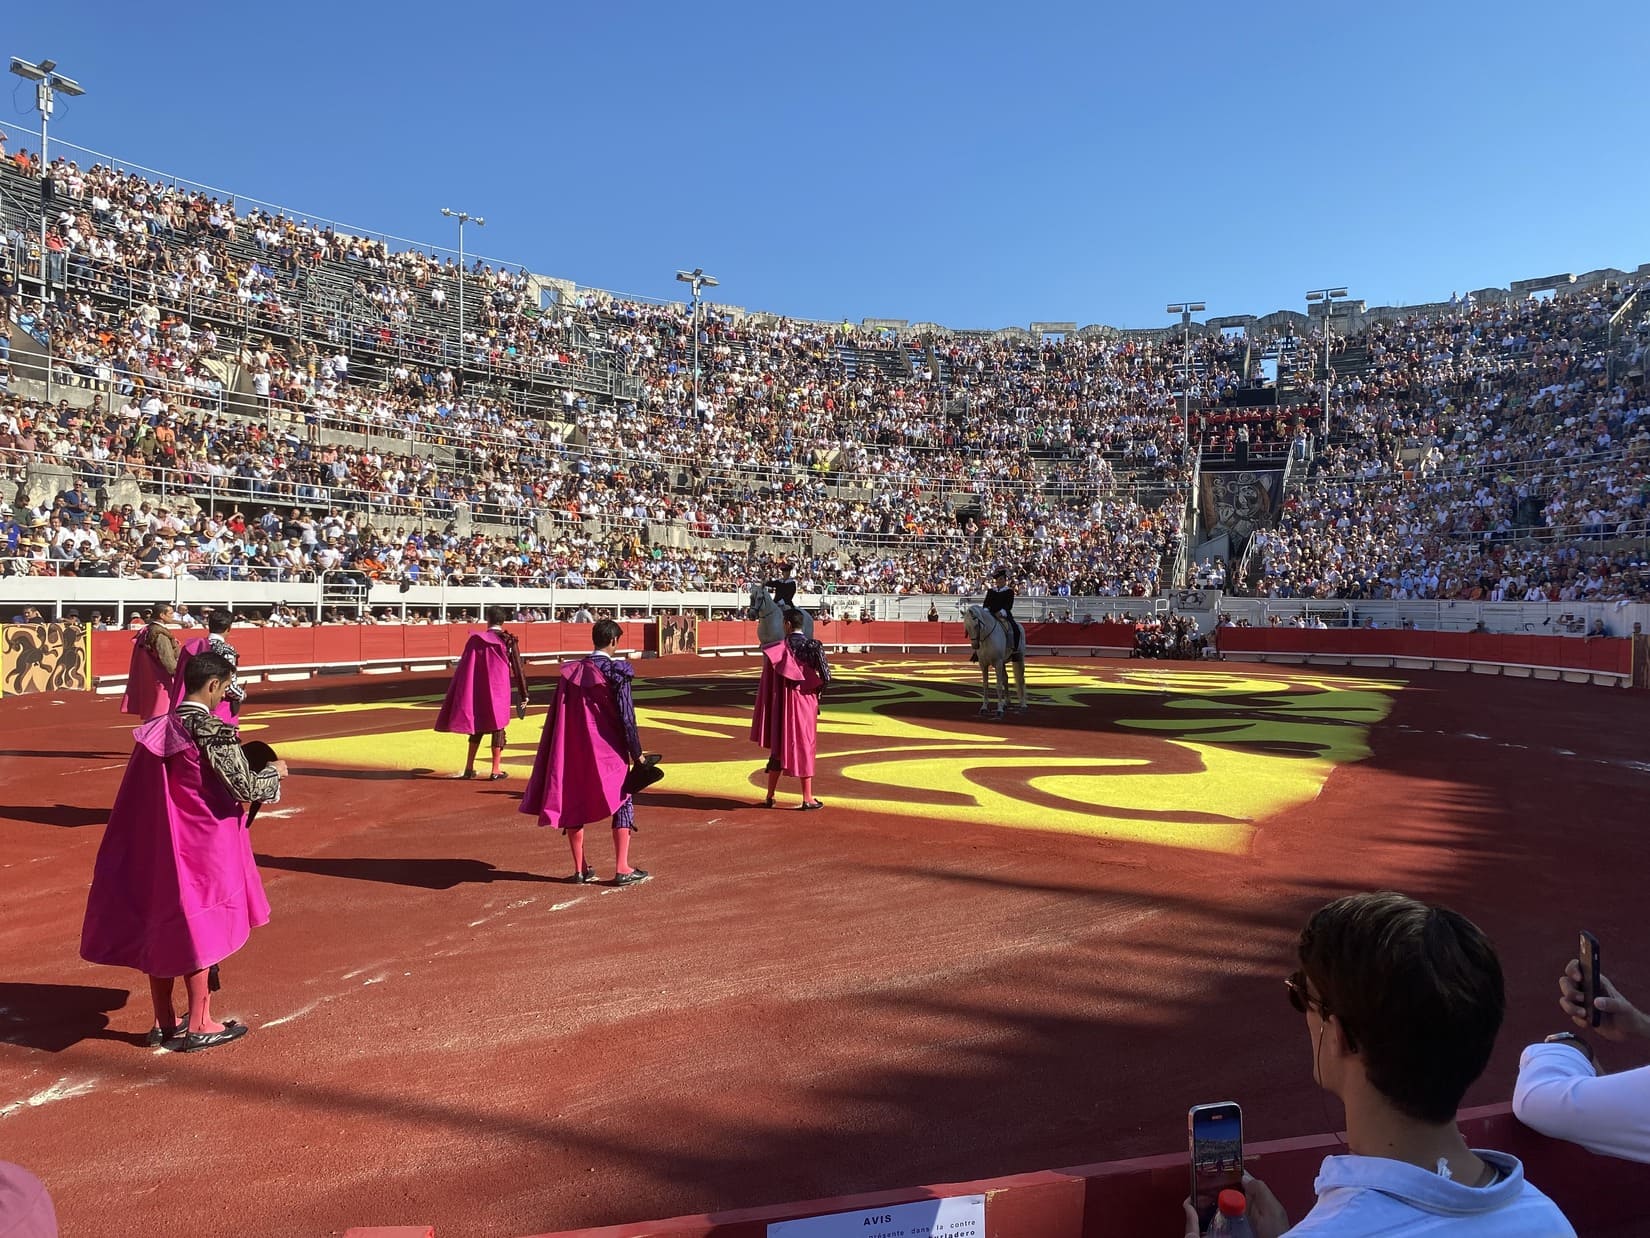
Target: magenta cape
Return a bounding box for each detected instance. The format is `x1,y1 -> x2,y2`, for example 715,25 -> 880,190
519,658 -> 630,829
751,641 -> 821,777
173,637 -> 235,725
433,630 -> 512,735
81,713 -> 270,977
120,630 -> 196,720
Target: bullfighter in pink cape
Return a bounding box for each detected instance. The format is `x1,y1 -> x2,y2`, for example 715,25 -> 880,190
754,608 -> 831,810
81,650 -> 288,1053
121,602 -> 185,720
435,607 -> 530,780
520,619 -> 653,886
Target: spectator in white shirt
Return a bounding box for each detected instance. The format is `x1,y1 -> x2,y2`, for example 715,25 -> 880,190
1512,963 -> 1650,1164
1203,892 -> 1573,1237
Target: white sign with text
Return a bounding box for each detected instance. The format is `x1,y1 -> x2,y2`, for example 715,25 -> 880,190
768,1195 -> 985,1238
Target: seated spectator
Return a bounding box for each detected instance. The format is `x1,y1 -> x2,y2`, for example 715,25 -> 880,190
1206,892 -> 1573,1237
1512,961 -> 1650,1163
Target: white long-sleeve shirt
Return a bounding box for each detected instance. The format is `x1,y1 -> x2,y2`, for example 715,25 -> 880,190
1512,1042 -> 1650,1164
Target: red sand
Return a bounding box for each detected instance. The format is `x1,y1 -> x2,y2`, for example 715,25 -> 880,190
0,658 -> 1644,1237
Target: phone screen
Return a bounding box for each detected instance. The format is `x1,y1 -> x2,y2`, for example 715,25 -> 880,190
1189,1102 -> 1244,1229
1579,931 -> 1601,1028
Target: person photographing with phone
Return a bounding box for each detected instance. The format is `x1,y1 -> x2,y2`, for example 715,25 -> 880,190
1512,937 -> 1650,1164
1184,892 -> 1573,1236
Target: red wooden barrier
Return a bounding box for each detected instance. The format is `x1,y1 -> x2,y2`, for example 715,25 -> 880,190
1215,628 -> 1631,679
88,625 -> 1636,684
341,1105 -> 1650,1238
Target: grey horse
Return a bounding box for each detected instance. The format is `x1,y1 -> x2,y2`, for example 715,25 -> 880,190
748,582 -> 813,644
962,603 -> 1026,716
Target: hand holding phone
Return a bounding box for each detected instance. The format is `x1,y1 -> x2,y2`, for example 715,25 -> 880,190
1189,1102 -> 1244,1232
1577,931 -> 1603,1029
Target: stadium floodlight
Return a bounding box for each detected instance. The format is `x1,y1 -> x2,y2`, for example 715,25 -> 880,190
1166,302 -> 1206,447
1306,287 -> 1352,435
11,56 -> 88,398
441,208 -> 486,394
675,269 -> 720,420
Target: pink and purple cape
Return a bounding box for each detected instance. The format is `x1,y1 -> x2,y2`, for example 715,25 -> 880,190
120,631 -> 204,721
80,712 -> 271,978
751,640 -> 822,777
433,630 -> 513,735
519,658 -> 630,829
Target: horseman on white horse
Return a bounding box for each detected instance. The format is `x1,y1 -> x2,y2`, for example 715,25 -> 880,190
749,572 -> 814,644
963,566 -> 1027,716
971,566 -> 1024,662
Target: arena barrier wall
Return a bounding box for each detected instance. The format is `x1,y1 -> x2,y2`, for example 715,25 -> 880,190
694,621 -> 1139,657
340,1104 -> 1650,1238
88,624 -> 1635,689
1216,628 -> 1634,686
89,624 -> 646,689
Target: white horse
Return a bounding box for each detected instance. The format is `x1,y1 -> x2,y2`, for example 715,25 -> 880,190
962,604 -> 1026,717
748,582 -> 813,644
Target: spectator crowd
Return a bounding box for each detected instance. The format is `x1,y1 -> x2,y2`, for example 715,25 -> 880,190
2,149 -> 1648,606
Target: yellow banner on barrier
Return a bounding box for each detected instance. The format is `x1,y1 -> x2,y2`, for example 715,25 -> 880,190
1,623 -> 93,697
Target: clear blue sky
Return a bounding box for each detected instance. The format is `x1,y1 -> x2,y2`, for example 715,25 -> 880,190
7,2 -> 1647,329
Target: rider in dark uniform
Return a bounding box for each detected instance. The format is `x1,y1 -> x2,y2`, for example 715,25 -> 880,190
972,566 -> 1023,662
765,565 -> 813,640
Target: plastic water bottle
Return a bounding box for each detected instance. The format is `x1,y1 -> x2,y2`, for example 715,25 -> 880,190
1207,1188 -> 1256,1237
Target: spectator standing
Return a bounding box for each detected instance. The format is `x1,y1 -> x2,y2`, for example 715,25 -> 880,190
433,605 -> 528,780
1226,892 -> 1574,1236
519,618 -> 651,885
80,652 -> 287,1053
1512,961 -> 1650,1162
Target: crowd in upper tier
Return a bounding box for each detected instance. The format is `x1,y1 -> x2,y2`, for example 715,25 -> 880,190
1,148 -> 1646,599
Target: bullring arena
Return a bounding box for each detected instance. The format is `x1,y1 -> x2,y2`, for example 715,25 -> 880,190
3,616 -> 1649,1234
4,19 -> 1650,1231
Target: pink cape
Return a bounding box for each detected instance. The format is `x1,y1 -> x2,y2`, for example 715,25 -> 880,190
80,712 -> 271,977
433,630 -> 512,735
120,629 -> 196,720
751,641 -> 822,777
172,637 -> 235,725
519,658 -> 630,829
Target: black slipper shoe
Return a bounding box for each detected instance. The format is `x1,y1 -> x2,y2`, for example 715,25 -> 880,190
488,771 -> 508,781
178,1023 -> 250,1054
456,770 -> 477,780
797,800 -> 824,811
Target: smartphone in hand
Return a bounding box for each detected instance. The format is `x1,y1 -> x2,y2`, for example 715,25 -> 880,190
1189,1101 -> 1243,1232
1579,931 -> 1602,1028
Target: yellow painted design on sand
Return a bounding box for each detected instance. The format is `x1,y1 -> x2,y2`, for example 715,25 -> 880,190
272,662 -> 1399,855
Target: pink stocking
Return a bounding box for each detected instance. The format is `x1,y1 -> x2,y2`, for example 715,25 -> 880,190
184,968 -> 222,1035
565,826 -> 585,874
765,769 -> 782,800
800,776 -> 815,805
614,827 -> 633,875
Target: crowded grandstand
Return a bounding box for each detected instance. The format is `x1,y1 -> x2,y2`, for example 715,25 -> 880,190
2,141 -> 1647,612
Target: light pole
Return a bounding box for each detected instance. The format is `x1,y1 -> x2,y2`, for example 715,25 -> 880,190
1165,301 -> 1205,448
12,56 -> 85,401
441,208 -> 484,393
676,267 -> 719,421
1305,287 -> 1349,437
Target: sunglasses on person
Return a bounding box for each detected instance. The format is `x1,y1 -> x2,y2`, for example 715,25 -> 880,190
1286,969 -> 1329,1017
